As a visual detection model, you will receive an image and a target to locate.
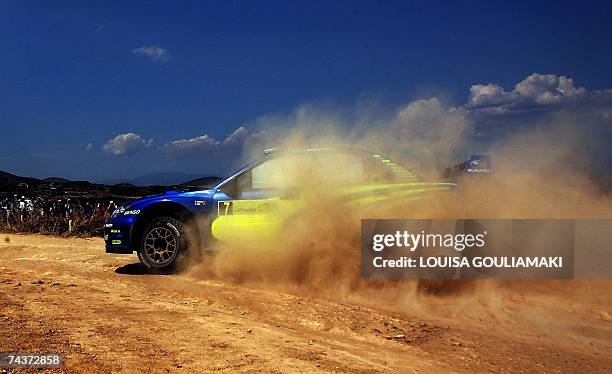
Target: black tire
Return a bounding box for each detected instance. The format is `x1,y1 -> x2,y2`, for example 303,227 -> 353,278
138,217 -> 188,272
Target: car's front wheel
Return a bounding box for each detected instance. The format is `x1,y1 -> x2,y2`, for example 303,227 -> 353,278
138,217 -> 187,272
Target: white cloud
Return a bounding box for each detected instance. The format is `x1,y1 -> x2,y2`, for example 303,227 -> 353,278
465,73 -> 612,115
102,133 -> 153,155
162,127 -> 256,157
84,143 -> 93,151
131,46 -> 170,62
162,134 -> 219,155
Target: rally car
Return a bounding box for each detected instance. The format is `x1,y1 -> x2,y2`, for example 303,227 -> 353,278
104,148 -> 467,271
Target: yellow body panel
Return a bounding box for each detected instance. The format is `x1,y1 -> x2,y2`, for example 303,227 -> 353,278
211,198 -> 305,244
210,182 -> 454,244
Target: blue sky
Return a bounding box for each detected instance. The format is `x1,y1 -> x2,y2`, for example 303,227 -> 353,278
1,1 -> 611,180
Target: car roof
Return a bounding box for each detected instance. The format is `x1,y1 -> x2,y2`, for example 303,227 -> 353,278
214,147 -> 418,189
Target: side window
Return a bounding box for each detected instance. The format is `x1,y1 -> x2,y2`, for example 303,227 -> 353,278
251,157 -> 298,189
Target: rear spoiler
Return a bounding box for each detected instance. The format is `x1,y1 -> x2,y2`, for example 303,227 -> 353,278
443,154 -> 491,179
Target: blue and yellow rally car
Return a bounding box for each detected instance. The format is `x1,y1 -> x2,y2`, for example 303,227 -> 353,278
104,148 -> 478,271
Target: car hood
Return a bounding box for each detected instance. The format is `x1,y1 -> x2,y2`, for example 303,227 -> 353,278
127,189 -> 215,207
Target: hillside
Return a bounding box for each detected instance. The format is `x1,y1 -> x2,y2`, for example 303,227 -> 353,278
43,177 -> 70,183
0,169 -> 42,186
99,172 -> 208,186
0,169 -> 167,199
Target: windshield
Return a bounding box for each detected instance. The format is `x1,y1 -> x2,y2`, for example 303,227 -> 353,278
213,156 -> 268,190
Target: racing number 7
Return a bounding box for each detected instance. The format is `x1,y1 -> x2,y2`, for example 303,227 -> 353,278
220,201 -> 233,215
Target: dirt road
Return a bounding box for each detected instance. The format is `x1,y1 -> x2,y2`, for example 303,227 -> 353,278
0,234 -> 611,373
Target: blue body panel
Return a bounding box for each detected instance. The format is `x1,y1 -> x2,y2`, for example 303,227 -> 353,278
104,189 -> 219,253
104,155 -> 267,253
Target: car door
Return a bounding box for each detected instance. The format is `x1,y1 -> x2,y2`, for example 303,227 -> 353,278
210,154 -> 306,245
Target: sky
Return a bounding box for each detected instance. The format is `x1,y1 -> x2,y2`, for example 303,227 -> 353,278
1,1 -> 611,181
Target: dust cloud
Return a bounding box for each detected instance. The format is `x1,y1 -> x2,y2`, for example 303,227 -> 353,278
183,97 -> 612,313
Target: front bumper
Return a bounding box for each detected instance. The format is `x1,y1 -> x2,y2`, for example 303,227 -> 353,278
104,223 -> 135,254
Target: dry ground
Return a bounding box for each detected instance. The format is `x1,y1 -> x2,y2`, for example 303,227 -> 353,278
0,234 -> 611,373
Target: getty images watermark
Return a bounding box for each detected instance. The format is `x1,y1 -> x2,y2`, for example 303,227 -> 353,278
361,219 -> 612,279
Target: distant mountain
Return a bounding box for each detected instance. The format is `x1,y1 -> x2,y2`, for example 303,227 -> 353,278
0,169 -> 170,199
98,172 -> 209,186
43,177 -> 70,184
0,170 -> 42,186
1,169 -> 221,188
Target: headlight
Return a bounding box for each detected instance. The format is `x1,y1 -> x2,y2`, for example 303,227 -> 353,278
111,204 -> 129,218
